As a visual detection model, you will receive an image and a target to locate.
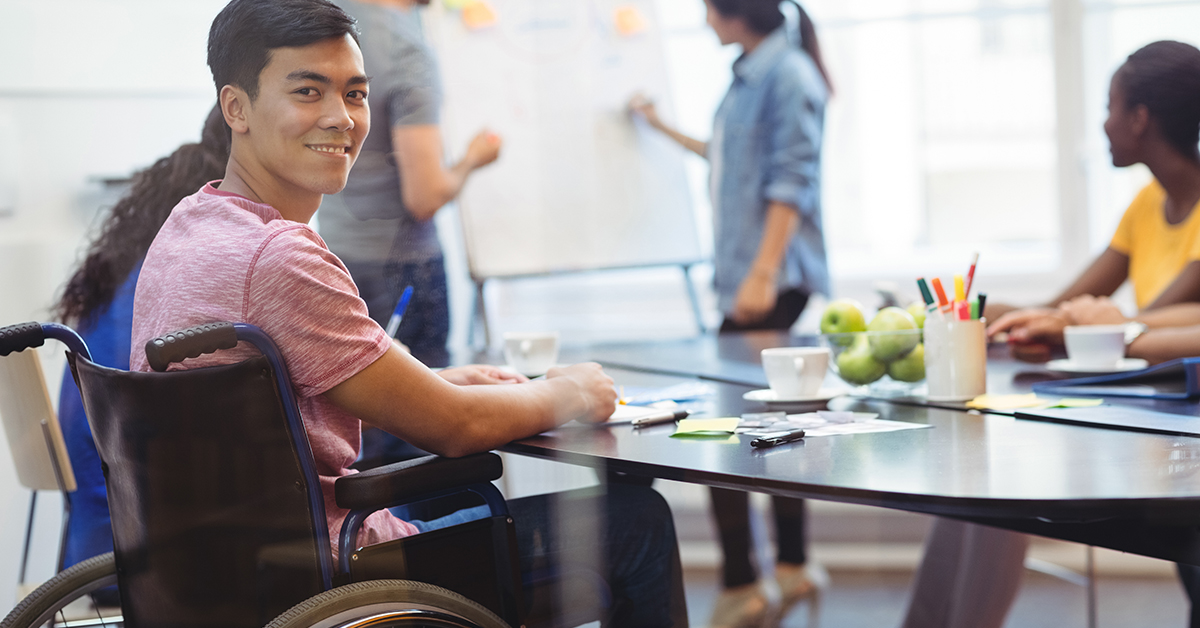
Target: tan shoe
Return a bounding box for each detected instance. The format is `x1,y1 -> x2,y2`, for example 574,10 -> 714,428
773,562 -> 828,627
709,581 -> 771,628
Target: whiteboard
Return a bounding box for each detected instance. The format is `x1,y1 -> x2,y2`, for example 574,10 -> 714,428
426,0 -> 701,279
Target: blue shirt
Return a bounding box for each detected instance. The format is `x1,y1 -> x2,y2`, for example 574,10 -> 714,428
709,27 -> 830,314
56,262 -> 141,567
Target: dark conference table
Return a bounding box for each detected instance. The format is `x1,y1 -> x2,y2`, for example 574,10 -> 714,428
504,331 -> 1200,566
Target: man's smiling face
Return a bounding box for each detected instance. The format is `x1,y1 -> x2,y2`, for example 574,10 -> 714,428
242,33 -> 370,197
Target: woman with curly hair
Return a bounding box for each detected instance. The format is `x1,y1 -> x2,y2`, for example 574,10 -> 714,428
53,105 -> 229,579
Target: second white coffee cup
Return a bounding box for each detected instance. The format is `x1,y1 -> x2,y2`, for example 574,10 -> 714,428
761,347 -> 830,398
1063,325 -> 1127,368
503,331 -> 560,376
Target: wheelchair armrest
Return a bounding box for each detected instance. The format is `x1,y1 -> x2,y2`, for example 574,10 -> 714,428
335,452 -> 503,511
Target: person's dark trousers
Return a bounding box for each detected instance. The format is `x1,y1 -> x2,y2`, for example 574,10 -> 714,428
342,257 -> 451,469
1179,563 -> 1200,627
709,488 -> 807,587
715,287 -> 810,585
718,288 -> 809,333
509,484 -> 689,627
343,256 -> 451,367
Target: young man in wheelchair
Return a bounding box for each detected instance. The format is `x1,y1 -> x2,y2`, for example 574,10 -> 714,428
128,0 -> 688,625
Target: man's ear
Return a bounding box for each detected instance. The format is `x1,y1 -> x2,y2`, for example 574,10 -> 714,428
220,85 -> 251,135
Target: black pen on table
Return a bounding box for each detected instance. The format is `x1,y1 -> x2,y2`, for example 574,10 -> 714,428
632,409 -> 689,428
750,428 -> 806,448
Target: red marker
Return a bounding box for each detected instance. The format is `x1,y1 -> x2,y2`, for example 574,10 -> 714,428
957,300 -> 971,321
964,252 -> 979,297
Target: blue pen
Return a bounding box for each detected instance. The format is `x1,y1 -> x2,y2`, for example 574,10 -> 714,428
385,286 -> 414,338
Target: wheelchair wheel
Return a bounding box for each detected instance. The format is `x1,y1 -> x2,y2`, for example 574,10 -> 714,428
266,580 -> 509,628
1,552 -> 121,628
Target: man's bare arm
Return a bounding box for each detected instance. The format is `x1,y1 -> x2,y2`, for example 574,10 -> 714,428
392,125 -> 500,221
324,345 -> 616,458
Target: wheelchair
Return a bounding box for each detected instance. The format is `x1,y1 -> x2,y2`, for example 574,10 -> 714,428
0,321 -> 528,628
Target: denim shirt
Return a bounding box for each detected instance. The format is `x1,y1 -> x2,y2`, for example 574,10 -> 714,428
709,27 -> 830,314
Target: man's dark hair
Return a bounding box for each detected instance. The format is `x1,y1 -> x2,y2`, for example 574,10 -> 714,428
207,0 -> 359,101
1117,40 -> 1200,161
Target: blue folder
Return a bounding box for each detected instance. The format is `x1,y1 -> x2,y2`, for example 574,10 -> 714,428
1030,357 -> 1200,400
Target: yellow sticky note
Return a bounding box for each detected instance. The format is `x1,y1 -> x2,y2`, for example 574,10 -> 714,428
443,0 -> 470,9
672,417 -> 739,438
614,5 -> 647,37
965,393 -> 1045,410
462,0 -> 497,30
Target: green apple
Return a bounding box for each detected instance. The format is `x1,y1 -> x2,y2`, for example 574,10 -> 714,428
867,306 -> 919,362
906,302 -> 927,331
887,343 -> 925,382
821,299 -> 868,345
836,335 -> 886,385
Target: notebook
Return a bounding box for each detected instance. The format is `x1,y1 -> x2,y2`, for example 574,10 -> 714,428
1030,357 -> 1200,400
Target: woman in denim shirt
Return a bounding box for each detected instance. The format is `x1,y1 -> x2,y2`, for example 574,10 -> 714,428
632,1 -> 831,625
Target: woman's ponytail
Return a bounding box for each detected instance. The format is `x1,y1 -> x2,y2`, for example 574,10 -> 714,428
789,0 -> 833,94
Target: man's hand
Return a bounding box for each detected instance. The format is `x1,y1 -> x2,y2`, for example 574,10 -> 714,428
731,269 -> 777,325
544,363 -> 617,424
464,130 -> 501,169
1058,295 -> 1129,326
439,364 -> 527,386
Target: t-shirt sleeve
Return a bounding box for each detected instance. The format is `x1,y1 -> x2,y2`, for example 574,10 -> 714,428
246,227 -> 390,398
384,42 -> 441,127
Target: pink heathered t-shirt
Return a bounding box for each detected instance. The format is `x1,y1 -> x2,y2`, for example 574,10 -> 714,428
130,182 -> 419,556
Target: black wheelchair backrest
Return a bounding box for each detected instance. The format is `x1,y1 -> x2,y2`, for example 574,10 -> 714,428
69,324 -> 331,628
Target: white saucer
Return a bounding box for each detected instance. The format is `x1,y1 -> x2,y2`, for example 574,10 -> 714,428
498,364 -> 564,378
743,388 -> 843,406
1045,358 -> 1149,375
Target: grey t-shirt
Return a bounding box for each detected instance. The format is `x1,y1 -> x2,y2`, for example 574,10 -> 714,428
319,0 -> 443,265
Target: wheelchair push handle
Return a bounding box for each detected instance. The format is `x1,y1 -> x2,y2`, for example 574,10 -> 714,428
0,322 -> 45,357
145,322 -> 239,372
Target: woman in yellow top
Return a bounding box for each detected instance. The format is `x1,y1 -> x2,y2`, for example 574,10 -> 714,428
903,40 -> 1200,628
987,40 -> 1200,361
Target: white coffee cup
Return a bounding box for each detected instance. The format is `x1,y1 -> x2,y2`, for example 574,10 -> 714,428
503,331 -> 560,376
1063,325 -> 1127,368
761,347 -> 830,398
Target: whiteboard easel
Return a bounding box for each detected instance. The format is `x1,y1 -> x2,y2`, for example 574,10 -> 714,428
427,0 -> 705,346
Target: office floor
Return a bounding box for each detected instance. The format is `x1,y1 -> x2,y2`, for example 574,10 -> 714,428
681,567 -> 1190,628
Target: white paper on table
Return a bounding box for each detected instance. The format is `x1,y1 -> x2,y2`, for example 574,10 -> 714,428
606,401 -> 681,424
737,411 -> 929,438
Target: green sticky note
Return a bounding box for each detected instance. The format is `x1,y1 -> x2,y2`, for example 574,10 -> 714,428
1048,398 -> 1104,408
671,417 -> 740,438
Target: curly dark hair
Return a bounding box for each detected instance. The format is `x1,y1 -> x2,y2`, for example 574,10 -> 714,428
55,105 -> 231,327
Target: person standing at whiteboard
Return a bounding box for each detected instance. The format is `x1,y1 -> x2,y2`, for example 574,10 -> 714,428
631,0 -> 831,625
319,0 -> 500,467
319,0 -> 500,368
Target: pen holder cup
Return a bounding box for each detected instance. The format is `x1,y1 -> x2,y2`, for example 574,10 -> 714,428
923,317 -> 987,401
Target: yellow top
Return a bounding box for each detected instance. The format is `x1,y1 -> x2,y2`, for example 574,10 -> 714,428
1109,180 -> 1200,308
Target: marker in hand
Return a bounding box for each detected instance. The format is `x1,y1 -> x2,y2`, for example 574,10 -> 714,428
385,286 -> 414,338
